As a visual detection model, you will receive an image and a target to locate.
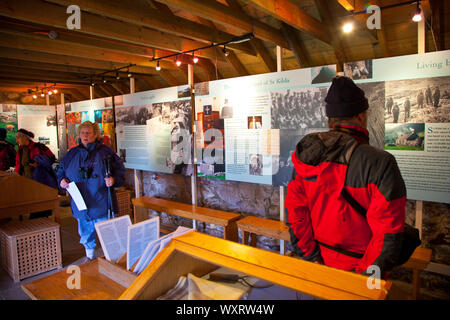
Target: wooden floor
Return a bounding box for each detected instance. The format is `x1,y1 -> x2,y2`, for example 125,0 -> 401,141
0,205 -> 103,300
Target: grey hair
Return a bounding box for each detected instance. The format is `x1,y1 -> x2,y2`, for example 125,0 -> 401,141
77,121 -> 101,139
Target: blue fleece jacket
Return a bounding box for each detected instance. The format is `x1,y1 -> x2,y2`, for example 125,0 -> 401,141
57,139 -> 125,221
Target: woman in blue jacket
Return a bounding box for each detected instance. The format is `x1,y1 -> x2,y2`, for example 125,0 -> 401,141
58,121 -> 125,260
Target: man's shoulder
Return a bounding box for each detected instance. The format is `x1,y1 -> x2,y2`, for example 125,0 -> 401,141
354,143 -> 396,161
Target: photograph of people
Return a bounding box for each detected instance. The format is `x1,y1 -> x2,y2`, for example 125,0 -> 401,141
249,153 -> 263,175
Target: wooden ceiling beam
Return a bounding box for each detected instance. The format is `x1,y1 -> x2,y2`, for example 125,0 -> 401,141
243,0 -> 331,45
140,76 -> 165,90
336,0 -> 389,57
0,58 -> 106,78
0,47 -> 157,76
225,0 -> 276,73
109,83 -> 125,96
314,0 -> 348,70
0,29 -> 178,71
0,0 -> 224,62
429,0 -> 445,51
98,84 -> 117,97
250,39 -> 277,73
186,2 -> 248,78
158,70 -> 182,87
224,51 -> 249,77
280,23 -> 311,68
153,0 -> 290,49
179,65 -> 204,84
47,0 -> 256,57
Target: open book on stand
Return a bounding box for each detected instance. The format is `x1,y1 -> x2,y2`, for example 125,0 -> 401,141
95,215 -> 193,274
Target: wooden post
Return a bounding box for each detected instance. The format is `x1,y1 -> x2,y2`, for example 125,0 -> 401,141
45,93 -> 50,105
413,8 -> 426,299
129,77 -> 142,201
415,6 -> 425,240
129,77 -> 135,94
276,45 -> 286,255
188,63 -> 198,230
276,46 -> 283,73
418,6 -> 426,54
90,85 -> 94,100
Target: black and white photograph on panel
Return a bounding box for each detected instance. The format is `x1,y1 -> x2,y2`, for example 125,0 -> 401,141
249,153 -> 263,176
272,129 -> 302,186
385,76 -> 450,124
358,81 -> 386,150
168,99 -> 193,175
344,60 -> 373,80
270,86 -> 328,130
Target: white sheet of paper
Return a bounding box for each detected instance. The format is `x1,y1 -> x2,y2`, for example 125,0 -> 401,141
66,182 -> 87,211
95,215 -> 131,262
133,227 -> 193,274
126,217 -> 160,270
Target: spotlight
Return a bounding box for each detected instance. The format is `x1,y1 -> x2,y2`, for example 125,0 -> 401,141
32,94 -> 37,99
156,60 -> 161,71
40,92 -> 45,97
192,52 -> 199,64
53,89 -> 58,94
127,68 -> 132,77
103,77 -> 107,83
412,2 -> 422,22
116,72 -> 120,80
343,22 -> 354,33
48,91 -> 52,95
222,46 -> 229,57
175,56 -> 181,67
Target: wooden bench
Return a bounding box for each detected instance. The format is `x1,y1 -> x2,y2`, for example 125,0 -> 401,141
236,215 -> 432,299
132,196 -> 241,242
236,215 -> 290,247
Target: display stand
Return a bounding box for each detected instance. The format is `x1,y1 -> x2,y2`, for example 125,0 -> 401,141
0,171 -> 60,222
119,231 -> 392,300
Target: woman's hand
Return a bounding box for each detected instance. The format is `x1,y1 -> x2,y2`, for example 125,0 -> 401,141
105,176 -> 114,187
60,178 -> 70,189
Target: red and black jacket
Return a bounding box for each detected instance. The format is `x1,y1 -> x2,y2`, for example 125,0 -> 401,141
285,124 -> 406,274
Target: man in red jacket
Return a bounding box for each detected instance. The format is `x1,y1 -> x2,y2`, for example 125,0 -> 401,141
285,76 -> 406,275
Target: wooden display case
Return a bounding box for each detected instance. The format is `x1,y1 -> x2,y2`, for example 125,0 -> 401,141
0,171 -> 59,222
119,231 -> 392,300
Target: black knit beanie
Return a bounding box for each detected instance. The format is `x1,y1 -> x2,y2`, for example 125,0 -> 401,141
325,76 -> 369,118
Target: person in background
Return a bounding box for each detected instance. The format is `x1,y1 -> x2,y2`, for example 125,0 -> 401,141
285,76 -> 406,277
0,127 -> 16,171
57,121 -> 125,260
15,128 -> 57,219
392,103 -> 400,123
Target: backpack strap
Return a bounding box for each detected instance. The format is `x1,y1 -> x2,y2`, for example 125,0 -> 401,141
341,187 -> 367,217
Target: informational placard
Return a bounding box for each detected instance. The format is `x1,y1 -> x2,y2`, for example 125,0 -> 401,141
346,50 -> 450,203
17,104 -> 58,156
66,97 -> 114,150
0,104 -> 17,146
194,65 -> 336,185
114,86 -> 191,174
